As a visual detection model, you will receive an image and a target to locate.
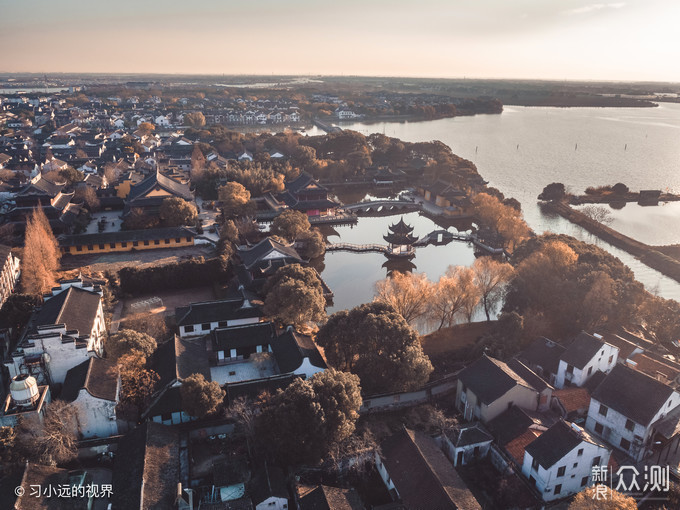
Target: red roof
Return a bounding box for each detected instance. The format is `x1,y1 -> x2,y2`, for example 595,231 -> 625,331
505,428 -> 543,466
553,387 -> 591,414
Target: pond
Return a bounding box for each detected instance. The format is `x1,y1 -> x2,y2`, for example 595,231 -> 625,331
311,210 -> 485,324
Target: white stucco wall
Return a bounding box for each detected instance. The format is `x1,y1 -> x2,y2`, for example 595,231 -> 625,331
555,343 -> 619,389
73,390 -> 118,439
522,438 -> 610,501
585,392 -> 680,461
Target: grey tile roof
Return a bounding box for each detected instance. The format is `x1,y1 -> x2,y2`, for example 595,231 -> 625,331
59,227 -> 195,247
211,322 -> 276,351
561,332 -> 611,370
458,355 -> 536,406
379,428 -> 481,510
446,424 -> 494,448
32,286 -> 101,337
236,238 -> 303,270
487,405 -> 540,446
127,170 -> 192,202
517,337 -> 565,377
271,329 -> 326,374
175,297 -> 263,327
525,420 -> 605,470
507,358 -> 553,392
111,422 -> 179,510
62,357 -> 119,402
591,364 -> 675,426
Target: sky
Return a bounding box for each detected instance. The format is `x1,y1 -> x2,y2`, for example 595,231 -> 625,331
1,0 -> 679,82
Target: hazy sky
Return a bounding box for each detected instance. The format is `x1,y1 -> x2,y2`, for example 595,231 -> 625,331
1,0 -> 679,81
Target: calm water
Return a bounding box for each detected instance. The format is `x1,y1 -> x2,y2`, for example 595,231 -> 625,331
316,211 -> 477,315
329,104 -> 680,301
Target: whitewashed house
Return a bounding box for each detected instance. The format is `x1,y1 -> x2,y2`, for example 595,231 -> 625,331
0,244 -> 20,309
456,355 -> 540,423
62,357 -> 120,439
175,295 -> 263,338
441,423 -> 494,467
586,364 -> 680,461
154,115 -> 171,127
4,284 -> 105,386
554,332 -> 618,389
522,420 -> 611,502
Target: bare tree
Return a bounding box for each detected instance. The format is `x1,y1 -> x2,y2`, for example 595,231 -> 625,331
428,266 -> 476,329
16,401 -> 78,466
472,257 -> 514,322
581,205 -> 614,225
374,271 -> 434,325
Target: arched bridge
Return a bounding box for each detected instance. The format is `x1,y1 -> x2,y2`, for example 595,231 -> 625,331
342,200 -> 421,214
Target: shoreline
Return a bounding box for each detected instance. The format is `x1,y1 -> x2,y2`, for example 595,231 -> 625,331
544,201 -> 680,285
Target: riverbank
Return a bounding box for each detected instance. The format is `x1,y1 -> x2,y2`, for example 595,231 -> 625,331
570,192 -> 680,205
544,201 -> 680,284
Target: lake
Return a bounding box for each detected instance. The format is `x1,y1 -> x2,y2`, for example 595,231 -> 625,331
320,104 -> 680,300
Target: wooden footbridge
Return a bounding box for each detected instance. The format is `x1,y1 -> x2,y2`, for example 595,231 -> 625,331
326,230 -> 506,256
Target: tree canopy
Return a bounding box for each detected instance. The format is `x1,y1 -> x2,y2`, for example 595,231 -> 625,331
263,264 -> 326,326
256,369 -> 362,465
316,302 -> 433,394
106,329 -> 157,360
218,181 -> 252,219
270,209 -> 311,242
159,197 -> 198,227
180,373 -> 226,419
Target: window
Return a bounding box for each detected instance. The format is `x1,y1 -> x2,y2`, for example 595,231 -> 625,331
554,484 -> 562,495
175,238 -> 181,243
625,419 -> 635,431
573,463 -> 578,468
121,242 -> 127,247
557,466 -> 566,477
218,321 -> 228,328
133,241 -> 139,247
185,325 -> 194,333
98,244 -> 105,249
202,323 -> 210,331
531,458 -> 539,471
587,366 -> 593,376
608,355 -> 614,364
599,404 -> 608,417
592,456 -> 601,467
88,244 -> 93,251
620,438 -> 631,450
77,245 -> 83,251
581,476 -> 589,487
154,239 -> 160,245
109,243 -> 116,249
594,422 -> 604,434
577,448 -> 584,457
164,239 -> 170,244
473,446 -> 480,457
186,236 -> 192,242
566,364 -> 574,374
229,371 -> 236,376
143,240 -> 149,246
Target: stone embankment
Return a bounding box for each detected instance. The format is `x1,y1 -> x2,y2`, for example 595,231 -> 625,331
545,201 -> 680,284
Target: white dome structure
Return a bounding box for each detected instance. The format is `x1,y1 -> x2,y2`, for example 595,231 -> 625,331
10,374 -> 39,408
